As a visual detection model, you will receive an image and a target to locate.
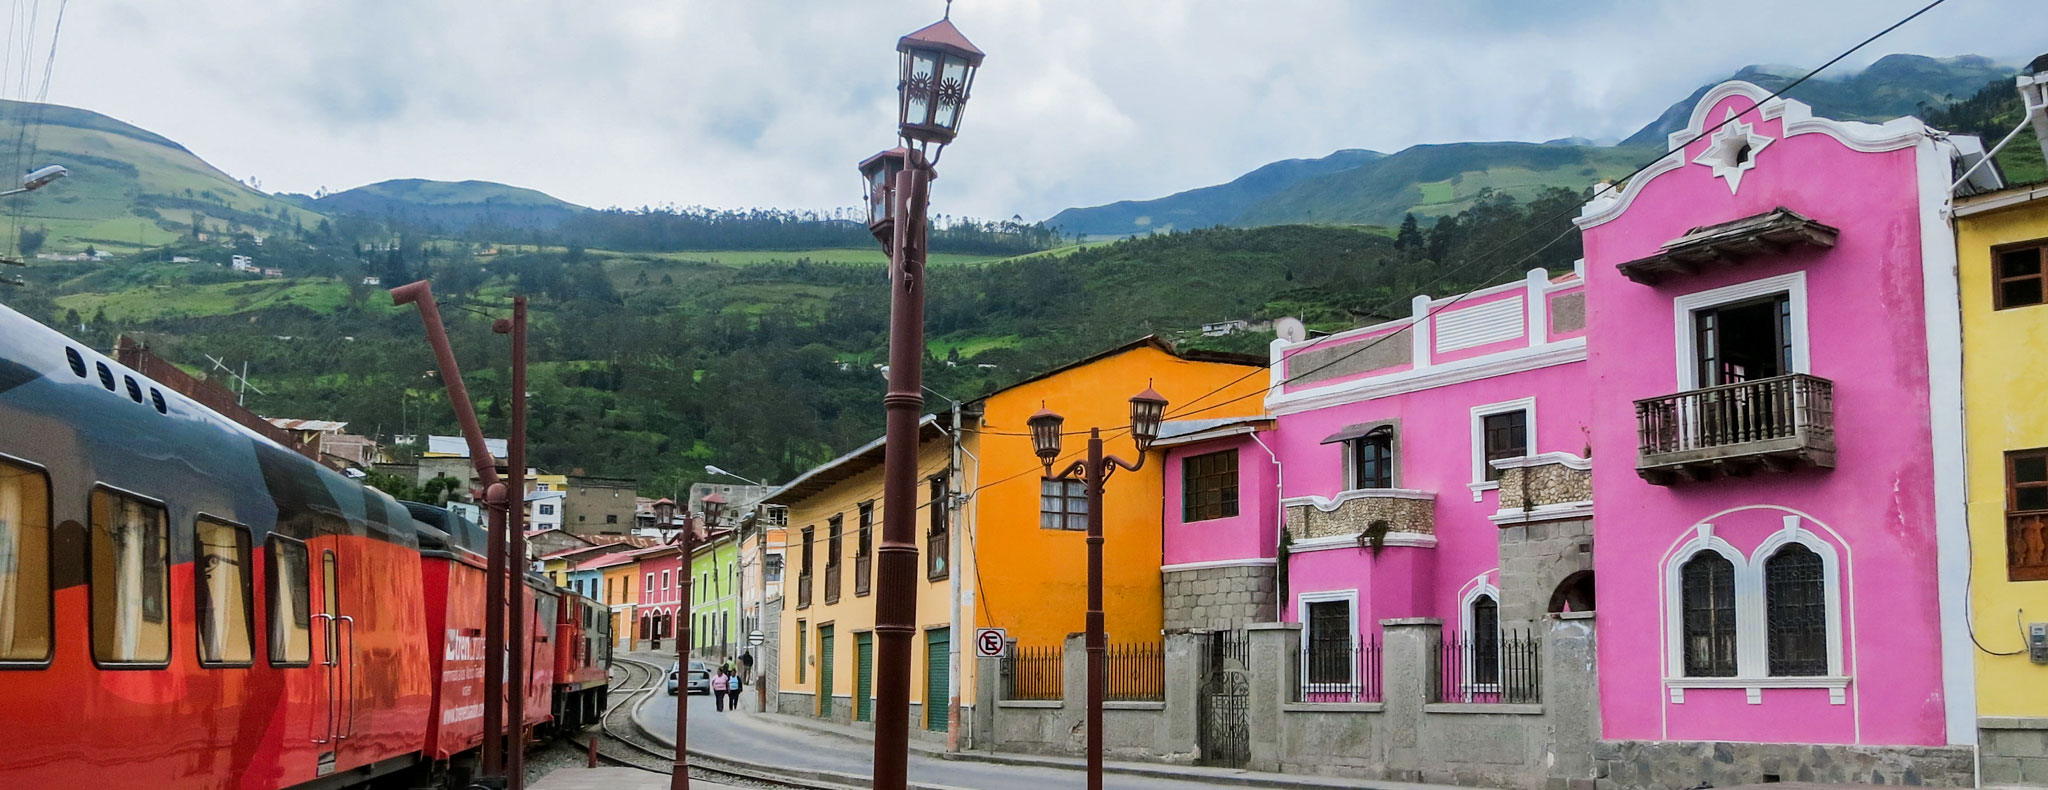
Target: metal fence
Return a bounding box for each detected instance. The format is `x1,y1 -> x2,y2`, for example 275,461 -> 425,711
1003,644 -> 1063,701
1105,642 -> 1165,701
1434,629 -> 1540,704
1295,638 -> 1383,703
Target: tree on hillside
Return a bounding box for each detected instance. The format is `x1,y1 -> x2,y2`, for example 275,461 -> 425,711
17,225 -> 45,258
1395,213 -> 1421,252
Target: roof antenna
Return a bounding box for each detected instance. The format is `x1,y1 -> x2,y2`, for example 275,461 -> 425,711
943,0 -> 952,19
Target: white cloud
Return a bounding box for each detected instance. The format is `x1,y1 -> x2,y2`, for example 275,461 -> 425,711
31,0 -> 2046,222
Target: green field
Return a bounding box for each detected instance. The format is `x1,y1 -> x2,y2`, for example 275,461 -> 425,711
53,277 -> 391,322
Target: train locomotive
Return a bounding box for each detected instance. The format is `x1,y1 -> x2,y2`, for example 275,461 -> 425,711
0,301 -> 613,788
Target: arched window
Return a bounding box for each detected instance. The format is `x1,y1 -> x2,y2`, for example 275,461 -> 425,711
1764,544 -> 1827,676
1469,593 -> 1500,685
1680,552 -> 1737,677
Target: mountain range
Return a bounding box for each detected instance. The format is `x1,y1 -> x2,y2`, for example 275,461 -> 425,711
1046,54 -> 2017,238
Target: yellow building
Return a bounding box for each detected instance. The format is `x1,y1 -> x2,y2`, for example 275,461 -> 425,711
769,336 -> 1267,743
598,550 -> 648,650
1956,178 -> 2048,776
769,416 -> 955,728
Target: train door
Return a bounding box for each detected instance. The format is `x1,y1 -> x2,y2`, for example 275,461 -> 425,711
311,548 -> 356,775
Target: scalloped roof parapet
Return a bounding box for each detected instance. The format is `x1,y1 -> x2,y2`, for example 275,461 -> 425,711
1576,80 -> 1930,230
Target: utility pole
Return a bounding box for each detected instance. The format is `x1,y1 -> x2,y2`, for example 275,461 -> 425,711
494,297 -> 529,790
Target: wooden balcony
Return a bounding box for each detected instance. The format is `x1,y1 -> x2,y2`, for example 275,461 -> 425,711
1635,374 -> 1835,485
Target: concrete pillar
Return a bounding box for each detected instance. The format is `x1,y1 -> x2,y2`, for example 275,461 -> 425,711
1163,633 -> 1201,758
1063,632 -> 1088,753
1380,617 -> 1441,782
1542,613 -> 1600,783
1247,623 -> 1299,772
975,651 -> 1002,751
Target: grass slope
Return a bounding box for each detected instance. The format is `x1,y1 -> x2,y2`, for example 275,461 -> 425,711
282,178 -> 588,232
1044,149 -> 1385,238
0,100 -> 323,253
1234,143 -> 1645,227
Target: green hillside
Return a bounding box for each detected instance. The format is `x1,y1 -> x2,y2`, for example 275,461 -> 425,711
1234,143 -> 1645,227
1621,54 -> 2011,147
278,178 -> 588,232
1045,149 -> 1385,239
0,100 -> 323,254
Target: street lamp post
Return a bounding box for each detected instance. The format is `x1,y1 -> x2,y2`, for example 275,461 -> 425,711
1026,387 -> 1168,790
658,494 -> 721,790
863,10 -> 983,790
492,297 -> 529,790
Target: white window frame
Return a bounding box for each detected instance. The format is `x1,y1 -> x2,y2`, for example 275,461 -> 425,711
1672,271 -> 1810,391
1469,397 -> 1537,500
1341,423 -> 1398,492
662,570 -> 670,592
1660,517 -> 1848,704
1295,588 -> 1360,697
1458,575 -> 1503,694
646,573 -> 654,593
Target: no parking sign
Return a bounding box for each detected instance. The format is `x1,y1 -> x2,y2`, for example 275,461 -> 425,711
975,628 -> 1008,658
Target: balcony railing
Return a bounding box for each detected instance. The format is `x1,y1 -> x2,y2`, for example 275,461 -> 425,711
1635,373 -> 1835,485
824,562 -> 842,604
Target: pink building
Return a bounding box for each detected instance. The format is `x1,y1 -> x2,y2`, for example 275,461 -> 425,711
637,547 -> 685,645
1575,80 -> 1976,782
1161,264 -> 1595,690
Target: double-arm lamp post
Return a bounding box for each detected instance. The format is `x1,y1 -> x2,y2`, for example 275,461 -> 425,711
655,492 -> 724,790
1025,387 -> 1169,790
861,8 -> 984,790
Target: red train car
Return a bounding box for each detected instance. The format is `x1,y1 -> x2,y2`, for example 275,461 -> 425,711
551,591 -> 610,730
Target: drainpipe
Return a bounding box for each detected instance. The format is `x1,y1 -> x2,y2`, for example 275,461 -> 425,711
1249,430 -> 1284,621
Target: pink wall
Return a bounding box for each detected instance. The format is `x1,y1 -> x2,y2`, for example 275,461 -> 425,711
1581,87 -> 1947,747
1162,433 -> 1279,566
1274,363 -> 1588,631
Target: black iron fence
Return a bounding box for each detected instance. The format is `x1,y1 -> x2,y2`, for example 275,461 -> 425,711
1296,638 -> 1383,703
1433,629 -> 1540,704
1105,642 -> 1165,701
1003,644 -> 1063,701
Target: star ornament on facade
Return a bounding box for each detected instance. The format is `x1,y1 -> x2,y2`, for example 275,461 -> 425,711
1693,109 -> 1774,194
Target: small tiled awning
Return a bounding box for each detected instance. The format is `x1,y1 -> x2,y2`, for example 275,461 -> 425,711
1616,207 -> 1839,285
1319,422 -> 1392,445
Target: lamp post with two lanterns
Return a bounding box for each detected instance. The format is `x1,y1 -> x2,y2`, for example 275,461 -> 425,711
656,492 -> 725,790
859,8 -> 984,790
1025,387 -> 1169,790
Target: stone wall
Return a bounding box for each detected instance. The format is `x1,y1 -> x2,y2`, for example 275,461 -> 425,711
1285,492 -> 1435,539
1593,739 -> 1975,788
981,633 -> 1197,762
1550,292 -> 1586,334
1496,518 -> 1594,628
1163,564 -> 1276,631
1496,463 -> 1591,511
1288,328 -> 1412,387
1979,718 -> 2048,787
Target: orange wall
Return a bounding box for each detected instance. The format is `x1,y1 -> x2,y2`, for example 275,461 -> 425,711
971,345 -> 1266,651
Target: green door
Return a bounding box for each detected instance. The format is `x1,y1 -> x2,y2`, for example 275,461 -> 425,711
818,625 -> 835,718
855,632 -> 875,722
925,628 -> 950,732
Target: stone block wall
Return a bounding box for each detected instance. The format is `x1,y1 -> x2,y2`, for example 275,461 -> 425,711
1496,463 -> 1591,511
1496,518 -> 1594,628
1163,564 -> 1276,631
1980,719 -> 2048,787
1592,740 -> 1975,788
1286,492 -> 1435,539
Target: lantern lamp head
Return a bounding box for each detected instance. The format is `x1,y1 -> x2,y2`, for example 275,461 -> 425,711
1027,405 -> 1065,472
896,13 -> 984,156
858,147 -> 913,244
652,497 -> 677,527
701,492 -> 729,526
1129,384 -> 1168,453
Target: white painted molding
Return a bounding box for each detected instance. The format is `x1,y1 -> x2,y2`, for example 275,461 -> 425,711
1434,297 -> 1526,353
1160,557 -> 1278,573
1525,268 -> 1550,343
1410,294 -> 1432,370
1470,397 -> 1538,490
1660,510 -> 1849,699
1289,531 -> 1437,554
1488,452 -> 1592,471
1487,501 -> 1595,526
1917,132 -> 1977,747
1281,488 -> 1434,512
1671,271 -> 1809,390
1267,337 -> 1585,416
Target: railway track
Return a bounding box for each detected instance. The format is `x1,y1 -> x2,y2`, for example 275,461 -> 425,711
538,655 -> 857,790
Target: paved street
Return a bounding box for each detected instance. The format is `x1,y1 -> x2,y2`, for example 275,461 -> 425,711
531,766 -> 737,789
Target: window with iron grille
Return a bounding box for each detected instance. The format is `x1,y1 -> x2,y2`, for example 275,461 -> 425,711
1304,599 -> 1352,685
1349,426 -> 1394,489
2008,449 -> 2048,581
1469,594 -> 1500,686
1481,411 -> 1527,482
1182,449 -> 1239,522
1994,240 -> 2048,310
1041,477 -> 1088,531
1764,544 -> 1827,676
1680,552 -> 1738,677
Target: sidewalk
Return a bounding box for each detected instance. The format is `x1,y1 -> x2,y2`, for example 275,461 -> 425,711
531,766 -> 737,790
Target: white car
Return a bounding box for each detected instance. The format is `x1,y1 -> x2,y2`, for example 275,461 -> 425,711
667,661 -> 712,695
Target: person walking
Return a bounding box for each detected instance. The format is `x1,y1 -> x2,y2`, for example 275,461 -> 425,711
724,670 -> 743,712
712,667 -> 730,712
739,649 -> 755,684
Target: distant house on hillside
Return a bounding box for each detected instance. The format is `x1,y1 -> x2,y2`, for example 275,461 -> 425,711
230,255 -> 258,273
170,256 -> 194,263
261,267 -> 284,278
1200,318 -> 1273,337
361,275 -> 383,286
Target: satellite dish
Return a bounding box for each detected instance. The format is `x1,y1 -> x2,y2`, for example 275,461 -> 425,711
1274,317 -> 1307,343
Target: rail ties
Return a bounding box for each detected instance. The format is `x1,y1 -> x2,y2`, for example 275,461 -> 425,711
586,655 -> 849,789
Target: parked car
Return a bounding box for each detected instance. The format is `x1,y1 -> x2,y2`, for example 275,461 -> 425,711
666,660 -> 713,695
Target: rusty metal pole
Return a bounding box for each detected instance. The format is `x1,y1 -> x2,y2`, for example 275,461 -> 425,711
872,158 -> 932,790
391,281 -> 510,783
672,521 -> 694,790
497,297 -> 530,789
1084,429 -> 1106,790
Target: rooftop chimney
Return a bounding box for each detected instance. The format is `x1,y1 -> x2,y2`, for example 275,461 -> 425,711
2022,54 -> 2048,167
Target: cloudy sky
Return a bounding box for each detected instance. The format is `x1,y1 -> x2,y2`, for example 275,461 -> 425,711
35,1 -> 2047,222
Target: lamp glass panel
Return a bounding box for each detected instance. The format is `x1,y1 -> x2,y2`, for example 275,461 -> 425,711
933,55 -> 969,130
903,51 -> 938,127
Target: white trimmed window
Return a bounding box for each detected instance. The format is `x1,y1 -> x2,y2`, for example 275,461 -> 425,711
1662,518 -> 1845,700
1469,398 -> 1536,497
1297,589 -> 1358,693
1459,578 -> 1503,689
1673,271 -> 1809,391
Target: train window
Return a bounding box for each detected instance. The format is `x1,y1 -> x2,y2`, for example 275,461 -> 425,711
89,487 -> 171,665
266,536 -> 311,665
149,388 -> 167,415
123,376 -> 143,404
321,551 -> 338,663
195,518 -> 254,666
0,457 -> 52,663
64,347 -> 85,378
94,361 -> 114,392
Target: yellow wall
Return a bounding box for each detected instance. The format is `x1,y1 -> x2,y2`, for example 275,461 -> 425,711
967,343 -> 1267,681
1958,194 -> 2048,720
601,560 -> 641,648
776,432 -> 953,724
